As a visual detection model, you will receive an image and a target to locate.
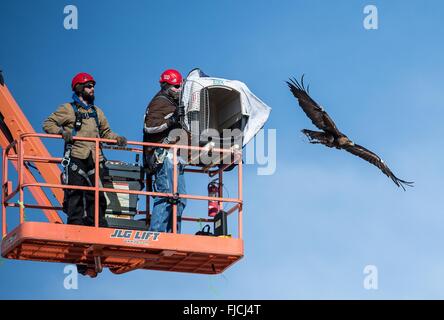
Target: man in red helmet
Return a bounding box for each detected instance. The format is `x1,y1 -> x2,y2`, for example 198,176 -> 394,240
143,69 -> 187,233
43,72 -> 127,228
44,72 -> 127,276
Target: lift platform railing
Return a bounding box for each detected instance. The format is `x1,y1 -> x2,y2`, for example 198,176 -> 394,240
2,133 -> 243,239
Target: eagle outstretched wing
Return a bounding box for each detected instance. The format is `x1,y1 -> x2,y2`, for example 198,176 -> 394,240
287,74 -> 414,190
343,143 -> 414,190
286,75 -> 342,136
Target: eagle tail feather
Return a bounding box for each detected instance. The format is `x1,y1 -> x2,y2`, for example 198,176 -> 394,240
391,175 -> 414,191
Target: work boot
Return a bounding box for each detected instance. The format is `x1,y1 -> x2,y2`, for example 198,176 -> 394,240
99,218 -> 108,228
76,264 -> 87,275
84,267 -> 98,278
83,216 -> 108,228
76,264 -> 97,278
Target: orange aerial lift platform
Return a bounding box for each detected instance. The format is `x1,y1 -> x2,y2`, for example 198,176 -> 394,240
0,71 -> 244,276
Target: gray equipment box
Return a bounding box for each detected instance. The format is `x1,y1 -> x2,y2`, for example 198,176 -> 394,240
104,180 -> 141,216
104,160 -> 144,181
103,160 -> 143,217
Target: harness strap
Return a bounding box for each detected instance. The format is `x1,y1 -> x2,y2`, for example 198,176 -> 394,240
68,161 -> 104,186
69,163 -> 96,186
61,103 -> 101,170
71,102 -> 100,133
61,144 -> 72,168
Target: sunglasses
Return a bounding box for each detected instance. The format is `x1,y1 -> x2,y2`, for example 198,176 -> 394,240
173,85 -> 181,89
84,84 -> 95,89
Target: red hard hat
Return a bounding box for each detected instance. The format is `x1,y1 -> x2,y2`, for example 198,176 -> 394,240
159,69 -> 182,85
71,72 -> 96,90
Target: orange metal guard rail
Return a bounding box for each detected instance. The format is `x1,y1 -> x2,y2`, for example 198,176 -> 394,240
2,133 -> 243,239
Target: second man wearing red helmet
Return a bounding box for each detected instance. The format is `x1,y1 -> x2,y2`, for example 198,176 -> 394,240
143,69 -> 187,233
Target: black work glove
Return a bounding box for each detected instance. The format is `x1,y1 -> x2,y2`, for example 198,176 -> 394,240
167,112 -> 181,129
60,129 -> 74,144
177,104 -> 185,118
116,136 -> 127,147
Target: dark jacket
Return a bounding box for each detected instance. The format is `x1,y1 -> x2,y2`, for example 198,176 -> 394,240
143,91 -> 178,144
143,90 -> 191,171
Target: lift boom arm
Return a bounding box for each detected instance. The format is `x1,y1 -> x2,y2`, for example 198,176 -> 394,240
0,72 -> 62,223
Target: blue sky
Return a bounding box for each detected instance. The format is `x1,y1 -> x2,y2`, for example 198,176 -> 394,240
1,0 -> 444,299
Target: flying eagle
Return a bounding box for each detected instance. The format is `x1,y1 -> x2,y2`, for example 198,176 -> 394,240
287,75 -> 413,190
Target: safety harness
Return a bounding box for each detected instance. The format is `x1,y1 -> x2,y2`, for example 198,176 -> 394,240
61,102 -> 100,186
